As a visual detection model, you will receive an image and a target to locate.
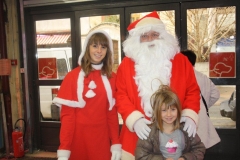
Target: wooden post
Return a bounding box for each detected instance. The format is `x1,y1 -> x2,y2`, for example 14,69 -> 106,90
0,0 -> 13,154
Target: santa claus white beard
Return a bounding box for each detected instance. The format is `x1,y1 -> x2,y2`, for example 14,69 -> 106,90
129,39 -> 178,117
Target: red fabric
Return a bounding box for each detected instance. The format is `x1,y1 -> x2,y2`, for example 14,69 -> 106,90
57,67 -> 120,160
115,53 -> 200,156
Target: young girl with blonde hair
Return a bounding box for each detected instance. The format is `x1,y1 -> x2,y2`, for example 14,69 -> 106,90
135,85 -> 205,160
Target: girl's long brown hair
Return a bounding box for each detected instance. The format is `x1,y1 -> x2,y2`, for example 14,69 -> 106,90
151,85 -> 181,132
81,32 -> 113,78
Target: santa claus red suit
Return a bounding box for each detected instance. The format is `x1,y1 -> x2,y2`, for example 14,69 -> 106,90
53,30 -> 121,160
115,11 -> 200,159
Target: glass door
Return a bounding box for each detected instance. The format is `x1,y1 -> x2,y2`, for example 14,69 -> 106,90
30,12 -> 75,151
181,1 -> 239,159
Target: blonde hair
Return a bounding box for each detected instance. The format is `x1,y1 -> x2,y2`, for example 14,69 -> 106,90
81,32 -> 113,78
151,85 -> 181,132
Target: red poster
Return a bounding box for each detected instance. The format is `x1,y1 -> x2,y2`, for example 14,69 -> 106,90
38,58 -> 57,79
209,52 -> 235,78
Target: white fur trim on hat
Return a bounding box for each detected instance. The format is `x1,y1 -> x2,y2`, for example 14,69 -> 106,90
136,17 -> 162,28
78,30 -> 114,65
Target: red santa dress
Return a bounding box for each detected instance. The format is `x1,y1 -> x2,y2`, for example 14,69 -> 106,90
115,53 -> 200,159
53,66 -> 120,160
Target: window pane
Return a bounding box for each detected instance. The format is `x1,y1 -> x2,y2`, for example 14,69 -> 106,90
36,19 -> 72,80
39,86 -> 60,121
210,85 -> 236,128
80,15 -> 121,73
187,7 -> 236,78
187,7 -> 236,129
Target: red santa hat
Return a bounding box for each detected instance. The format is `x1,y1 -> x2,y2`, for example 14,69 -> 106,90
127,11 -> 163,31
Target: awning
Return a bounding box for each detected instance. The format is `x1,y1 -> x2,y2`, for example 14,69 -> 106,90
37,34 -> 71,45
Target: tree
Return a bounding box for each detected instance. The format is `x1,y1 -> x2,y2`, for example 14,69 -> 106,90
161,7 -> 235,62
187,7 -> 235,62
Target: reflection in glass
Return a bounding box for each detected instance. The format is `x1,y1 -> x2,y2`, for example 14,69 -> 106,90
210,85 -> 236,129
187,7 -> 236,78
80,15 -> 121,73
186,7 -> 236,128
36,19 -> 72,80
39,86 -> 60,121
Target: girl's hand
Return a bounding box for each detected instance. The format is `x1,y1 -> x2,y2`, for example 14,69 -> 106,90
178,158 -> 185,160
166,158 -> 174,160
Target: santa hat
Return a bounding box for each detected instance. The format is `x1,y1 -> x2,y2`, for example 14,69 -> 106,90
78,30 -> 114,65
127,11 -> 162,31
127,11 -> 164,36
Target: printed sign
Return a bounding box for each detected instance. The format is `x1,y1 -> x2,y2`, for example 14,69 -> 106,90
209,52 -> 235,78
38,58 -> 57,79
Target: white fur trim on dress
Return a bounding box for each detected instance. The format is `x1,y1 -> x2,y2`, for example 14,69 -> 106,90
126,111 -> 144,132
77,69 -> 86,107
78,30 -> 114,65
85,90 -> 96,98
110,144 -> 122,152
53,97 -> 86,108
181,108 -> 199,126
88,80 -> 96,89
101,75 -> 114,110
57,150 -> 71,158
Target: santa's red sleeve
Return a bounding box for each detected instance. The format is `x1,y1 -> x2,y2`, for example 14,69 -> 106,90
171,53 -> 200,125
115,58 -> 144,132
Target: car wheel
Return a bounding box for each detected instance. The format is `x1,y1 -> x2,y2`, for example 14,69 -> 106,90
231,106 -> 236,121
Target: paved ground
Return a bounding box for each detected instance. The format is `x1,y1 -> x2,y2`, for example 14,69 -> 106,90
209,86 -> 236,129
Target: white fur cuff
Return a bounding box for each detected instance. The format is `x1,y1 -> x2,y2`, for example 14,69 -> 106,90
110,144 -> 122,152
126,111 -> 144,132
181,109 -> 199,125
57,150 -> 71,158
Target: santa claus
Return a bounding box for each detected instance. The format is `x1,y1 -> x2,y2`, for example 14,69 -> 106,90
115,11 -> 200,159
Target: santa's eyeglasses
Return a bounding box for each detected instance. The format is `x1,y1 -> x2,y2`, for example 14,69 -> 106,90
140,32 -> 160,42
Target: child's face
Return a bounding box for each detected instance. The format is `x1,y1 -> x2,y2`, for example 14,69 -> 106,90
89,43 -> 107,64
161,103 -> 178,125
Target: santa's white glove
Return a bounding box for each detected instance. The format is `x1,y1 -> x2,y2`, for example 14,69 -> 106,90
180,116 -> 196,137
57,150 -> 70,160
111,144 -> 122,160
133,118 -> 151,140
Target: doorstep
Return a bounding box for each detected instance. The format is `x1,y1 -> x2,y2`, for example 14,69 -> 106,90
0,150 -> 57,160
24,150 -> 57,158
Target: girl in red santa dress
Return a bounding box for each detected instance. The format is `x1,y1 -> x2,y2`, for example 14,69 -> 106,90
53,30 -> 121,160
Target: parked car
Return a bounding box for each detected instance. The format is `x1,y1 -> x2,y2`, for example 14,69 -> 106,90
220,90 -> 236,121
